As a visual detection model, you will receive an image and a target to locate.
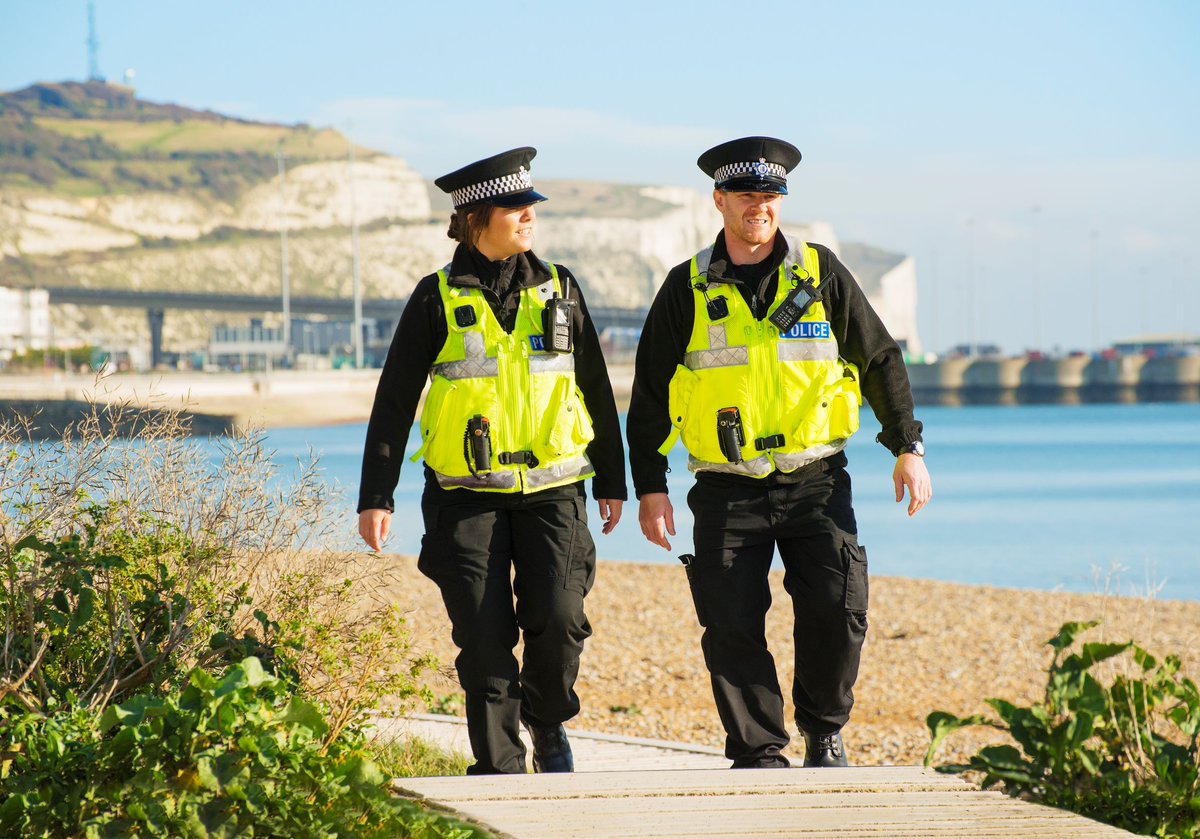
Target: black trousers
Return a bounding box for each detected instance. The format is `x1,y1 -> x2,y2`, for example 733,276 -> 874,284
686,458 -> 869,764
417,480 -> 596,775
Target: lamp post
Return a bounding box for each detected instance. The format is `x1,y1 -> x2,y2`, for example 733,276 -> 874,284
965,217 -> 975,357
1030,204 -> 1042,353
276,149 -> 291,366
348,136 -> 363,369
1089,229 -> 1099,351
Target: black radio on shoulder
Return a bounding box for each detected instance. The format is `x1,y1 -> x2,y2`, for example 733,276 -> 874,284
541,293 -> 575,353
768,278 -> 819,333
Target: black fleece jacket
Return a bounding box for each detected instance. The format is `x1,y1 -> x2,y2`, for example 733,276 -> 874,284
626,231 -> 923,498
357,244 -> 628,512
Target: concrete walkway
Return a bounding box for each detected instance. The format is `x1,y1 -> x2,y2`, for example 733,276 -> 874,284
377,715 -> 1135,838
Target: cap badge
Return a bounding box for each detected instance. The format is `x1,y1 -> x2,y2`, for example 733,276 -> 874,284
752,160 -> 770,177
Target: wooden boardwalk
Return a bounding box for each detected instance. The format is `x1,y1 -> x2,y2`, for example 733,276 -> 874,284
380,716 -> 1136,838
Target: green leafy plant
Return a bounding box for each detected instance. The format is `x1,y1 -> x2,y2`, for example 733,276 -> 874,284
0,657 -> 486,838
2,399 -> 436,720
1,400 -> 461,836
926,620 -> 1200,838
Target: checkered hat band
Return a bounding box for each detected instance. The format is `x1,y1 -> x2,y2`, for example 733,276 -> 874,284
451,168 -> 534,207
714,160 -> 787,182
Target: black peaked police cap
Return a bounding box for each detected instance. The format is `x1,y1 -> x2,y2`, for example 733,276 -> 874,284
434,147 -> 549,209
697,136 -> 802,195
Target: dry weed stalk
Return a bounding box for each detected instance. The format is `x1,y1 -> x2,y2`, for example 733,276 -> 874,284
1,393 -> 433,721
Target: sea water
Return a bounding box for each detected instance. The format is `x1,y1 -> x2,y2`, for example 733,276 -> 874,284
261,402 -> 1200,601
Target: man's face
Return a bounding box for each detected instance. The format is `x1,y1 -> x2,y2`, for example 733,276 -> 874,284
714,190 -> 783,249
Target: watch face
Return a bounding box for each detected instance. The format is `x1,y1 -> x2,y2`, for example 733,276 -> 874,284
902,441 -> 925,457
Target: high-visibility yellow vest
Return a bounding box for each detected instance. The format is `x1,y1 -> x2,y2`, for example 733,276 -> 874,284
659,241 -> 862,478
410,262 -> 596,492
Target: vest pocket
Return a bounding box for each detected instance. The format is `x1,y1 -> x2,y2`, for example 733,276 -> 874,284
826,378 -> 861,442
418,377 -> 455,459
537,379 -> 594,460
667,364 -> 700,448
790,373 -> 861,448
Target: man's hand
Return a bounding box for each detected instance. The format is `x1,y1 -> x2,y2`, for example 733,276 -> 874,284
638,492 -> 676,550
358,508 -> 391,552
893,454 -> 932,517
597,499 -> 623,535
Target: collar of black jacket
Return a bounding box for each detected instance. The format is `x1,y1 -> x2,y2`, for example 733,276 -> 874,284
446,244 -> 552,291
705,230 -> 789,284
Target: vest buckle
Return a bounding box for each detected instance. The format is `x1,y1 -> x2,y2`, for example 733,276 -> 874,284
498,450 -> 539,467
754,434 -> 785,451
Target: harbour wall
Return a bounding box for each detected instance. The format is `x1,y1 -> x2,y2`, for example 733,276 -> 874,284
907,356 -> 1200,406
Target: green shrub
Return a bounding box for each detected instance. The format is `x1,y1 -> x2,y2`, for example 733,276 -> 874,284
1,401 -> 462,836
1,401 -> 434,723
926,620 -> 1200,838
0,657 -> 486,838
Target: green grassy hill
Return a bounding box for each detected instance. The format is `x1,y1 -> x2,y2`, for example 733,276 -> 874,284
0,81 -> 372,202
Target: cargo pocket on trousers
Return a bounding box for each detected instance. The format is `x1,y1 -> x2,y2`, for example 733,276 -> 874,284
564,496 -> 596,596
843,541 -> 869,613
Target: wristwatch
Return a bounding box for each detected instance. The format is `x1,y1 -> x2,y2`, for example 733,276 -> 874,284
895,441 -> 925,457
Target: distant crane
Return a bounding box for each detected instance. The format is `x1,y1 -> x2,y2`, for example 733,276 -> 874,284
87,0 -> 105,82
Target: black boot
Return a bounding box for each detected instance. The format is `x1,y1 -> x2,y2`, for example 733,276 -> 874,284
801,730 -> 848,767
731,753 -> 791,769
526,724 -> 574,773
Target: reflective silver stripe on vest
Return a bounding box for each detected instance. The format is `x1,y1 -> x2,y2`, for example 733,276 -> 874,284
773,439 -> 848,472
431,332 -> 499,380
777,340 -> 839,362
528,352 -> 575,374
523,453 -> 594,490
694,246 -> 714,277
687,438 -> 848,477
432,453 -> 593,492
433,469 -> 520,491
684,345 -> 749,370
687,452 -> 774,478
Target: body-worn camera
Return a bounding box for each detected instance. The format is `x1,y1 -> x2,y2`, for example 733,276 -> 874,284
716,406 -> 745,463
541,294 -> 575,353
454,305 -> 477,328
465,415 -> 491,474
706,295 -> 729,321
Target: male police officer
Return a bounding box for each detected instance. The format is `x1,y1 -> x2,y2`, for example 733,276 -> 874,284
627,136 -> 931,768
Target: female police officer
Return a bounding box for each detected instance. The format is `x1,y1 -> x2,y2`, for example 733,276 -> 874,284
357,147 -> 626,775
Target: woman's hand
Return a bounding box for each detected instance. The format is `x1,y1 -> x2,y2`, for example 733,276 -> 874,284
597,499 -> 623,535
358,509 -> 392,552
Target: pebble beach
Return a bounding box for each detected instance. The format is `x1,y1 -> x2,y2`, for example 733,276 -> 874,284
378,554 -> 1200,767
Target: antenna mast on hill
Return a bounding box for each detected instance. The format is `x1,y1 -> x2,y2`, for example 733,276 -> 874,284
87,0 -> 104,82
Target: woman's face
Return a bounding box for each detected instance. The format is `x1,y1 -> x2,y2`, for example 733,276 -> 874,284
474,203 -> 537,261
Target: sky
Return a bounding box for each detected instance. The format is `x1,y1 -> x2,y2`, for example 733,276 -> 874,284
2,0 -> 1198,354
